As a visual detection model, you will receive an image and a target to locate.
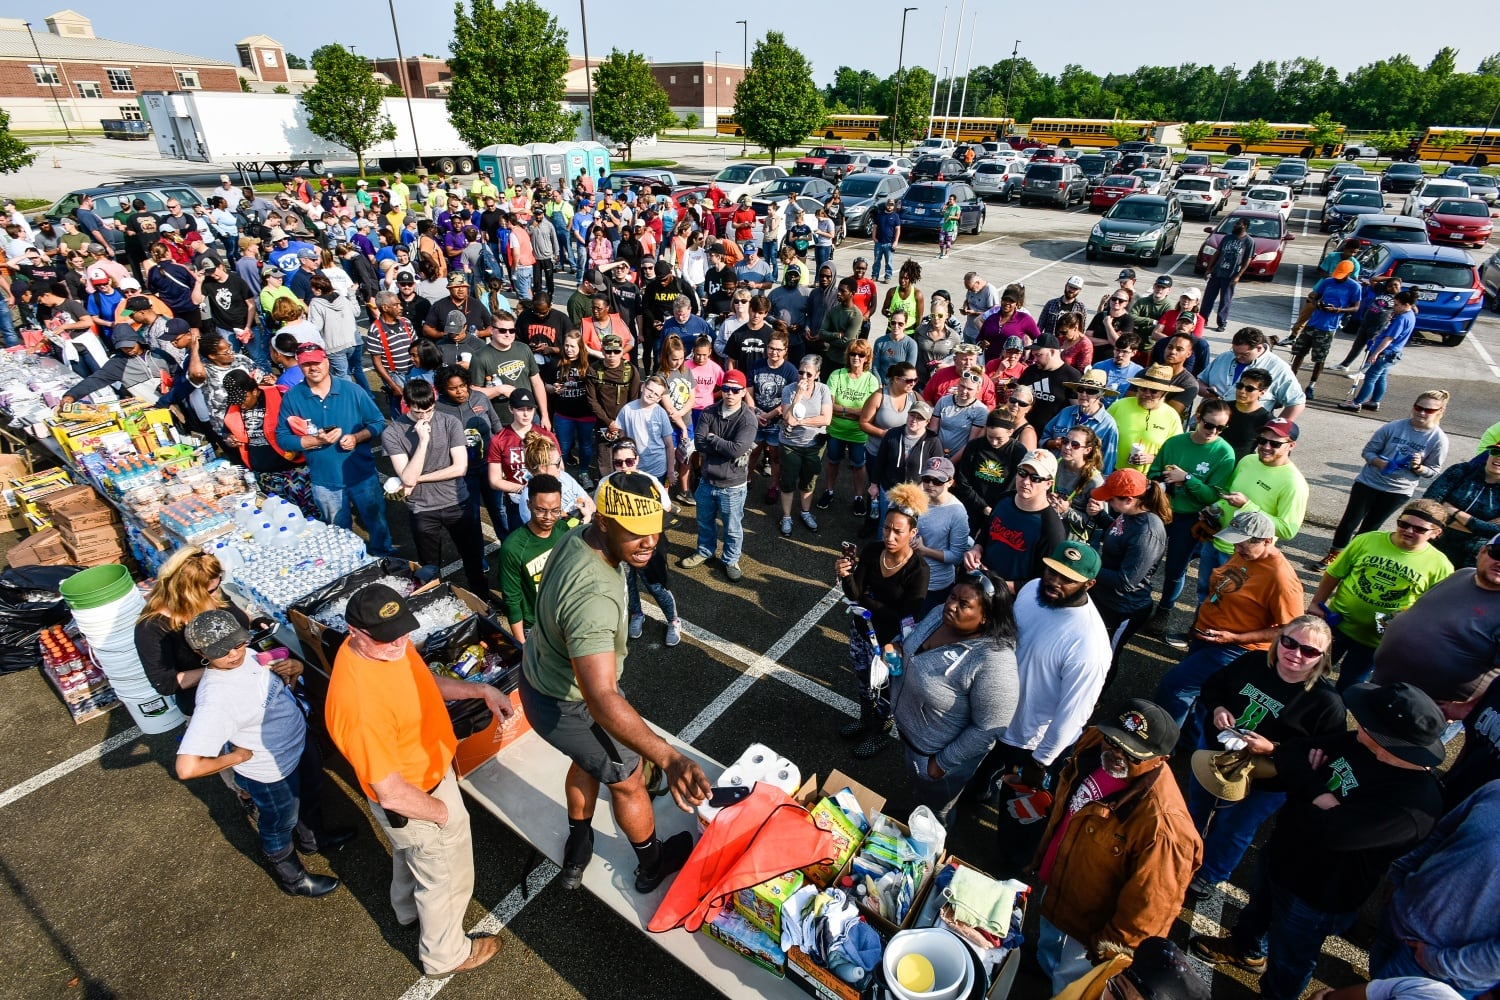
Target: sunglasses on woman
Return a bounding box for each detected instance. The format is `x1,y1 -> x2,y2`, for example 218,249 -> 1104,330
612,455 -> 639,468
1278,634 -> 1325,658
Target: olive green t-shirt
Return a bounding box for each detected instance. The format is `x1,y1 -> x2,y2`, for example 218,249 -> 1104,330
521,524 -> 628,702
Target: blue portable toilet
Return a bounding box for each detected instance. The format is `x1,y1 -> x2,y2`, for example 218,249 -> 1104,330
562,143 -> 590,184
578,141 -> 611,182
526,142 -> 569,186
476,145 -> 505,184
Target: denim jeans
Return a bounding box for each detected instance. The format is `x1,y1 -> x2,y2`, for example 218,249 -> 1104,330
1231,868 -> 1358,1000
325,345 -> 361,387
694,480 -> 747,567
1195,541 -> 1231,604
628,569 -> 678,622
347,340 -> 373,393
554,415 -> 595,473
511,264 -> 534,301
1187,724 -> 1286,885
1158,514 -> 1202,613
1036,912 -> 1094,996
1368,911 -> 1488,999
1201,270 -> 1238,327
762,239 -> 780,278
873,241 -> 895,280
570,241 -> 589,275
311,476 -> 398,557
1331,630 -> 1377,692
900,744 -> 982,829
1353,351 -> 1401,405
814,245 -> 833,271
1153,639 -> 1248,726
234,736 -> 326,858
0,302 -> 19,347
218,325 -> 272,372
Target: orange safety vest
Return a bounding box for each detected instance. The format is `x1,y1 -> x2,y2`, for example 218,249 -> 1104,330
222,383 -> 302,467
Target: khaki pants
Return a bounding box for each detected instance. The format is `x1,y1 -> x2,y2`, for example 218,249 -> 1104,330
371,771 -> 476,975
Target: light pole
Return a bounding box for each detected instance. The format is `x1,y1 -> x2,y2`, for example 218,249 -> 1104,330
892,6 -> 918,154
1003,40 -> 1020,121
387,0 -> 422,166
940,0 -> 967,139
1478,95 -> 1500,167
1218,63 -> 1237,122
581,1 -> 596,140
23,21 -> 72,140
736,20 -> 748,155
926,7 -> 947,140
953,10 -> 977,141
714,50 -> 720,132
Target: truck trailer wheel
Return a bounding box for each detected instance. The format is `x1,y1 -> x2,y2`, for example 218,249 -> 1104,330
456,156 -> 475,175
434,156 -> 457,174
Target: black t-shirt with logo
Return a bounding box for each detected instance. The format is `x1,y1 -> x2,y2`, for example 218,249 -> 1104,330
727,322 -> 771,372
1016,361 -> 1081,432
204,274 -> 254,330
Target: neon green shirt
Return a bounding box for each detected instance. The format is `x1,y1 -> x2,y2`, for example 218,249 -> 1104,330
1211,456 -> 1309,554
1107,397 -> 1183,473
827,368 -> 880,443
1327,531 -> 1453,647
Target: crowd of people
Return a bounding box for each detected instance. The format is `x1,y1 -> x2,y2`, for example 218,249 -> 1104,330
5,166 -> 1497,997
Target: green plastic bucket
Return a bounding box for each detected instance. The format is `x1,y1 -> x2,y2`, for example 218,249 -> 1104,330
59,564 -> 135,611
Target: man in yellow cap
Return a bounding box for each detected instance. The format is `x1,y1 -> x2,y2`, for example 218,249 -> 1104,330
518,471 -> 712,893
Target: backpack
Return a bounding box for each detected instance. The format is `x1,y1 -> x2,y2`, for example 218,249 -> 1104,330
477,242 -> 503,284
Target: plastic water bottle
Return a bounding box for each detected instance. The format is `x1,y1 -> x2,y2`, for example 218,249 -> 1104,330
253,521 -> 276,547
274,526 -> 294,548
881,645 -> 903,678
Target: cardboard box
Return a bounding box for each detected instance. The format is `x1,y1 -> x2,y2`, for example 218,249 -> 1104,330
8,528 -> 71,568
52,504 -> 120,533
37,485 -> 103,516
702,908 -> 786,978
786,947 -> 863,1000
287,560 -> 427,678
912,856 -> 1026,1000
57,521 -> 125,548
792,770 -> 885,888
840,812 -> 939,938
452,687 -> 531,777
734,869 -> 803,941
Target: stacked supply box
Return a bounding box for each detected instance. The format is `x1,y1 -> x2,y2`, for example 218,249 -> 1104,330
39,487 -> 128,567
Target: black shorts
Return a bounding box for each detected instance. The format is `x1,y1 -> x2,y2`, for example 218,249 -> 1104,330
518,672 -> 641,785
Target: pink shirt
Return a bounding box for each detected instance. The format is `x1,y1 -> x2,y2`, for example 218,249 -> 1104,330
685,358 -> 724,410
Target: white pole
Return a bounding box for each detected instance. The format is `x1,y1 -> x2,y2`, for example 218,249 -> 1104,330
925,7 -> 947,140
940,0 -> 967,140
954,11 -> 978,141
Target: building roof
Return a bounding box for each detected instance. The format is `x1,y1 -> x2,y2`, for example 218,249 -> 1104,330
236,34 -> 282,49
0,25 -> 233,67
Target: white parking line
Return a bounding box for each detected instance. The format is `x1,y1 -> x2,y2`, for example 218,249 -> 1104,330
1015,247 -> 1087,285
0,726 -> 144,810
1468,334 -> 1500,379
944,235 -> 1007,259
1291,265 -> 1306,326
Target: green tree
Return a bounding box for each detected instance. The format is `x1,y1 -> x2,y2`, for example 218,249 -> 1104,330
1373,128 -> 1416,159
880,66 -> 936,148
1179,121 -> 1213,147
733,32 -> 825,163
1108,119 -> 1143,143
239,77 -> 252,93
0,110 -> 36,175
825,66 -> 881,114
301,44 -> 396,177
683,113 -> 700,131
447,0 -> 578,148
285,53 -> 308,70
384,82 -> 405,97
1234,119 -> 1277,152
591,49 -> 676,161
1480,53 -> 1500,77
273,84 -> 290,94
1307,112 -> 1344,154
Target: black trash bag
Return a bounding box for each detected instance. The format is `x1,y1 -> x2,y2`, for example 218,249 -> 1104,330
0,565 -> 81,675
423,608 -> 523,739
287,558 -> 421,671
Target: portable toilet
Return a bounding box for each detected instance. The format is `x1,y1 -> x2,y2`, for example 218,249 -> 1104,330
526,142 -> 569,187
562,143 -> 590,184
578,141 -> 611,182
476,145 -> 505,184
478,144 -> 532,186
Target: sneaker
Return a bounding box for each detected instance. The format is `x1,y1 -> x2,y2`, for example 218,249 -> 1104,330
629,614 -> 644,639
800,510 -> 819,533
673,490 -> 697,506
680,552 -> 710,569
665,619 -> 682,647
1215,323 -> 1227,333
725,562 -> 743,582
576,471 -> 595,491
780,516 -> 793,537
1184,875 -> 1214,900
1304,383 -> 1316,401
1337,401 -> 1361,412
816,488 -> 835,510
763,485 -> 780,504
1190,935 -> 1267,973
1163,632 -> 1192,652
851,495 -> 869,518
1316,548 -> 1341,569
1328,362 -> 1349,373
1362,402 -> 1381,412
1141,608 -> 1172,637
634,831 -> 694,894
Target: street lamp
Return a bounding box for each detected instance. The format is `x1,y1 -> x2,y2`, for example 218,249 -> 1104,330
1003,40 -> 1020,121
387,0 -> 423,166
736,20 -> 748,155
1218,63 -> 1237,122
22,21 -> 72,140
892,6 -> 918,154
714,50 -> 720,132
581,1 -> 596,140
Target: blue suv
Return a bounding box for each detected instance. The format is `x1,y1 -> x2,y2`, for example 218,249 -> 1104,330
898,181 -> 986,235
1357,242 -> 1485,345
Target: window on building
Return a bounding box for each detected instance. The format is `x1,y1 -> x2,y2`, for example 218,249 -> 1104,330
237,45 -> 254,70
106,68 -> 135,92
76,81 -> 102,99
119,105 -> 143,121
30,65 -> 61,86
669,75 -> 676,84
707,75 -> 713,84
693,75 -> 700,84
724,77 -> 733,87
175,70 -> 201,89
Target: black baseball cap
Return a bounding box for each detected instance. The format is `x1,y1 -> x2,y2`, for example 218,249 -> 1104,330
508,387 -> 537,410
1096,699 -> 1179,760
1033,333 -> 1062,351
345,584 -> 419,642
396,271 -> 416,285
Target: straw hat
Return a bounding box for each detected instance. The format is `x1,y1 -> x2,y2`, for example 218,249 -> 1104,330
1191,749 -> 1277,802
1064,369 -> 1120,396
1128,364 -> 1184,393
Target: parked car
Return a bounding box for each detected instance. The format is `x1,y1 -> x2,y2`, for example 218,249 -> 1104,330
605,169 -> 679,193
1220,157 -> 1256,189
1330,176 -> 1382,199
865,156 -> 912,179
752,195 -> 827,221
1075,153 -> 1111,190
1172,174 -> 1230,218
1091,174 -> 1145,211
47,180 -> 207,254
1421,197 -> 1495,248
1442,165 -> 1482,180
758,175 -> 835,204
1381,162 -> 1426,194
821,151 -> 870,181
838,173 -> 910,235
1242,184 -> 1295,220
1142,144 -> 1172,170
1320,214 -> 1429,260
1113,141 -> 1148,154
1086,194 -> 1184,265
1267,160 -> 1309,194
1020,161 -> 1088,207
1403,178 -> 1473,217
1130,168 -> 1168,195
1194,211 -> 1295,279
909,156 -> 968,182
913,137 -> 956,155
1319,162 -> 1366,195
794,146 -> 845,176
1118,152 -> 1148,174
1097,149 -> 1124,172
970,159 -> 1027,202
898,180 -> 986,234
1479,250 -> 1500,311
1356,242 -> 1485,344
1465,173 -> 1499,206
712,163 -> 789,203
1176,153 -> 1213,177
1321,190 -> 1387,231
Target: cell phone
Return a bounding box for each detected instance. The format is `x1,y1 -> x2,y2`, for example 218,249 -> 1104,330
841,541 -> 859,561
708,785 -> 753,809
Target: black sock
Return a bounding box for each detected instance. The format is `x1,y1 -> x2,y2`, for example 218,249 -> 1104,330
631,834 -> 661,873
565,818 -> 594,866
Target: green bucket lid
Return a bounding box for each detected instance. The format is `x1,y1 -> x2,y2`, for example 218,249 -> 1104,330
58,563 -> 135,611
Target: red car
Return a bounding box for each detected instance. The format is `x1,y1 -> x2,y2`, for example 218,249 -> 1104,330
1194,210 -> 1295,280
1423,197 -> 1495,248
794,145 -> 845,177
1091,174 -> 1143,211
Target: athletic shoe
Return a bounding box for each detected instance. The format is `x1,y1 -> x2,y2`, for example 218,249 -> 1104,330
816,488 -> 835,510
1163,632 -> 1192,651
851,495 -> 869,518
1215,324 -> 1227,333
780,516 -> 793,537
629,614 -> 644,639
634,831 -> 694,893
576,471 -> 595,491
665,619 -> 682,647
1184,875 -> 1215,900
1362,402 -> 1381,412
725,563 -> 743,581
1190,935 -> 1267,973
1328,362 -> 1349,373
1304,383 -> 1316,401
1315,549 -> 1341,569
680,552 -> 710,569
673,490 -> 696,506
1141,608 -> 1172,637
1337,401 -> 1361,412
800,510 -> 819,533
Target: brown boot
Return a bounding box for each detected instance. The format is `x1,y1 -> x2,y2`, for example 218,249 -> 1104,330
444,935 -> 502,975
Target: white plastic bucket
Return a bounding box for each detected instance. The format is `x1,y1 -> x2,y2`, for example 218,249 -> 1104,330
85,643 -> 184,734
883,928 -> 973,1000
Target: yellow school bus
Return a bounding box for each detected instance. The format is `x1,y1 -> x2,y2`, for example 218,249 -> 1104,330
1026,117 -> 1155,147
1413,126 -> 1500,166
717,113 -> 1016,144
1187,122 -> 1345,158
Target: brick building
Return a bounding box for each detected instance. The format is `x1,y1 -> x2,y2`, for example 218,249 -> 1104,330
234,34 -> 317,94
0,10 -> 238,129
370,55 -> 451,99
563,57 -> 743,128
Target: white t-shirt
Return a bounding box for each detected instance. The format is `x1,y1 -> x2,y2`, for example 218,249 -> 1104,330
178,653 -> 307,784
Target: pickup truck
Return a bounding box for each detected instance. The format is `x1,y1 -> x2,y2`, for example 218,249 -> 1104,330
794,146 -> 845,177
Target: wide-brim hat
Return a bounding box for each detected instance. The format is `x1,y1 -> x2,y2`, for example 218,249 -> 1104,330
1191,749 -> 1278,802
1343,682 -> 1446,767
1128,364 -> 1184,393
1064,369 -> 1120,396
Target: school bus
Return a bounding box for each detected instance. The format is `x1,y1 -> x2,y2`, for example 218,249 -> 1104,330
1025,117 -> 1155,147
715,113 -> 1016,144
1413,126 -> 1500,166
925,116 -> 1018,143
1186,122 -> 1346,158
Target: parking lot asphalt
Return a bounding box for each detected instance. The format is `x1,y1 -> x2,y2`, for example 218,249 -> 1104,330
1,163 -> 1492,1000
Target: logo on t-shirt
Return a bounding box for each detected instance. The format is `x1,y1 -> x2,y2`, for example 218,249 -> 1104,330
1326,756 -> 1359,797
1234,683 -> 1285,729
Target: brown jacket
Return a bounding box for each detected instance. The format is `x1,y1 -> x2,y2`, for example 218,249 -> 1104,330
1031,729 -> 1202,955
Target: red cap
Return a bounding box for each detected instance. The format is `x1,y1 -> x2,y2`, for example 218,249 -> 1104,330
1262,417 -> 1298,441
1091,468 -> 1149,501
721,369 -> 748,390
295,344 -> 328,363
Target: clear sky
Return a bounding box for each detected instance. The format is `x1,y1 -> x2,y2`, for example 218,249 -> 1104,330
17,1 -> 1481,89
